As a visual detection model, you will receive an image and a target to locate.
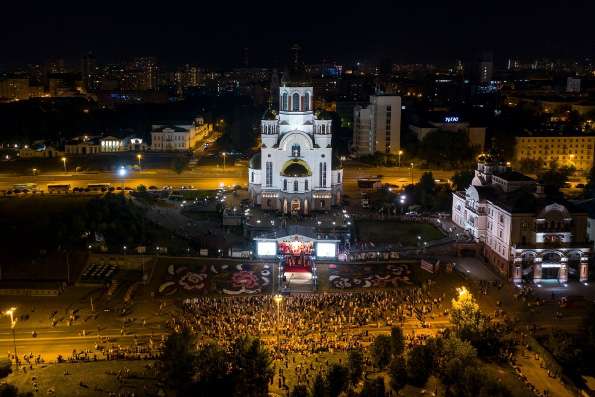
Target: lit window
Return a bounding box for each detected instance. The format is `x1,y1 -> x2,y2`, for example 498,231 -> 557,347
292,93 -> 300,111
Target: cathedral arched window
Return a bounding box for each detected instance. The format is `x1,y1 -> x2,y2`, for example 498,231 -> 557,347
292,93 -> 300,111
291,144 -> 301,157
305,180 -> 308,190
283,179 -> 287,190
282,93 -> 288,111
294,180 -> 298,192
304,92 -> 310,111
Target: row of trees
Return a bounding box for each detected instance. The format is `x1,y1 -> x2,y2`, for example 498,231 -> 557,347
160,330 -> 273,397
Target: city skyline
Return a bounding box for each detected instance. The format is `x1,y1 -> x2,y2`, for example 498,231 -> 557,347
1,0 -> 594,67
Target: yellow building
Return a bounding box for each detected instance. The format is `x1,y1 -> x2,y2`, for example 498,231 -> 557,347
515,135 -> 595,171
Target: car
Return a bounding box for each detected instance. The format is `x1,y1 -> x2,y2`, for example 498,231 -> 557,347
576,183 -> 585,188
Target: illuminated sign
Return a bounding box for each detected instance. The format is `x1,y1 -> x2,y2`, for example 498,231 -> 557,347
444,116 -> 459,123
316,242 -> 336,258
257,241 -> 276,256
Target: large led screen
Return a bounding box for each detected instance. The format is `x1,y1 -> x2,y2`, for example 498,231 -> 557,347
316,242 -> 336,258
257,241 -> 277,256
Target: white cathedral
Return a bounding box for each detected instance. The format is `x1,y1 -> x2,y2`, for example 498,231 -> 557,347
248,81 -> 343,215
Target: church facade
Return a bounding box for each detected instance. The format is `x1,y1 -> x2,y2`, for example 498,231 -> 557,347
248,84 -> 343,215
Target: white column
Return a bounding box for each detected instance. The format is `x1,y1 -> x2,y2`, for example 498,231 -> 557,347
580,263 -> 589,282
513,261 -> 522,284
533,262 -> 542,283
558,264 -> 568,284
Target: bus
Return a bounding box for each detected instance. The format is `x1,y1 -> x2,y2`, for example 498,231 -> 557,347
12,183 -> 38,192
47,184 -> 71,193
87,183 -> 111,192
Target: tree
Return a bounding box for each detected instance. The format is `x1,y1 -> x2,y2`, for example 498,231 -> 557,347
538,163 -> 575,195
390,327 -> 405,357
290,384 -> 309,397
434,335 -> 477,389
451,170 -> 474,191
326,363 -> 349,397
0,384 -> 18,397
450,287 -> 484,333
172,155 -> 189,174
370,335 -> 392,369
0,359 -> 12,379
229,336 -> 273,397
406,345 -> 433,387
160,329 -> 197,390
311,373 -> 327,397
193,343 -> 233,397
584,167 -> 595,198
518,158 -> 544,175
347,349 -> 364,385
360,377 -> 386,397
388,356 -> 407,395
136,184 -> 147,192
418,129 -> 475,168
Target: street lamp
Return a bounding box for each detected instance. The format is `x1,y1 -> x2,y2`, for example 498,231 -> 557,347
410,162 -> 414,185
273,295 -> 283,347
4,307 -> 18,368
32,168 -> 38,176
222,152 -> 227,170
136,154 -> 142,169
398,150 -> 403,167
61,157 -> 67,173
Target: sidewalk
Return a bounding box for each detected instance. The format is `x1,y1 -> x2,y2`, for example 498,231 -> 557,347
514,351 -> 574,397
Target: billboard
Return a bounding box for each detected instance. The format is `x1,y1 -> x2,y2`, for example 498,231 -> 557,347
257,241 -> 276,256
316,242 -> 337,258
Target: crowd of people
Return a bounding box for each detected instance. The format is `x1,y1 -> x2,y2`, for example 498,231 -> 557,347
177,286 -> 448,356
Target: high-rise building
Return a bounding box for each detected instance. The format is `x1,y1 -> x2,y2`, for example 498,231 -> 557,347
0,78 -> 30,100
566,77 -> 581,93
131,57 -> 159,91
81,52 -> 97,91
475,52 -> 494,84
352,94 -> 401,156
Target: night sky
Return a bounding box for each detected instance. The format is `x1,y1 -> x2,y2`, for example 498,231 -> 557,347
2,0 -> 594,67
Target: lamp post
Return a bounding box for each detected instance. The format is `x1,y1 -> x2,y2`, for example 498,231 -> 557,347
273,294 -> 283,348
61,157 -> 67,173
137,154 -> 142,169
4,307 -> 18,368
410,162 -> 414,185
222,152 -> 227,170
398,150 -> 403,167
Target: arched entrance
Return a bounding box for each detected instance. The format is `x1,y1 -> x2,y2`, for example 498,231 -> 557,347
521,252 -> 536,281
541,252 -> 561,280
291,199 -> 301,215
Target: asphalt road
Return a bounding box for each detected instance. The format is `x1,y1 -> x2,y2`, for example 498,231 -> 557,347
0,163 -> 454,192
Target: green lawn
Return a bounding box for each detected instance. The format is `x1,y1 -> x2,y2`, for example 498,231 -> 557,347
5,360 -> 162,397
356,220 -> 445,246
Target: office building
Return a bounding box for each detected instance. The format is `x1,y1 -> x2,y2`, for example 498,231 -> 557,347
514,134 -> 595,172
353,94 -> 401,156
151,117 -> 211,151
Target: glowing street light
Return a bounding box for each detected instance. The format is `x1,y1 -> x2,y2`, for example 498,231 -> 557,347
136,154 -> 142,168
398,150 -> 403,167
4,307 -> 18,368
409,162 -> 414,185
61,157 -> 67,172
273,295 -> 283,347
222,152 -> 227,170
